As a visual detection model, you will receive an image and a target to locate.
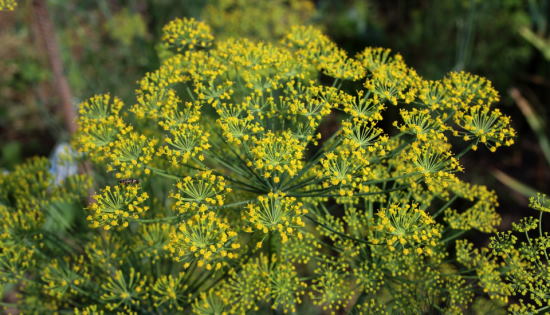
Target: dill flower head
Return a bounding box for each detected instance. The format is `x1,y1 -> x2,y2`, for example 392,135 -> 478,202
86,184 -> 149,230
397,108 -> 447,142
135,223 -> 174,261
161,124 -> 211,166
362,52 -> 420,105
315,146 -> 372,197
201,0 -> 315,40
529,193 -> 550,213
74,117 -> 129,163
41,256 -> 89,300
165,211 -> 239,270
74,94 -> 131,163
78,94 -> 123,122
444,183 -> 501,233
443,71 -> 500,108
283,25 -> 365,81
245,192 -> 307,243
249,131 -> 305,183
132,87 -> 182,120
217,113 -> 264,145
411,144 -> 462,175
151,273 -> 188,311
162,17 -> 214,51
269,260 -> 307,313
456,210 -> 550,312
511,217 -> 539,233
374,203 -> 441,256
309,258 -> 355,312
158,100 -> 201,131
341,120 -> 384,151
213,254 -> 307,314
340,90 -> 384,121
416,79 -> 453,111
108,132 -> 158,178
356,47 -> 394,72
192,290 -> 227,314
0,0 -> 16,11
454,105 -> 515,152
353,261 -> 384,295
0,243 -> 35,284
84,234 -> 128,271
216,255 -> 271,313
170,170 -> 230,214
101,268 -> 148,311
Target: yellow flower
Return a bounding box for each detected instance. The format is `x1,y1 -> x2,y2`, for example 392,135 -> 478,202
245,192 -> 307,243
86,184 -> 149,230
165,211 -> 239,270
170,170 -> 230,214
162,17 -> 214,51
0,0 -> 16,11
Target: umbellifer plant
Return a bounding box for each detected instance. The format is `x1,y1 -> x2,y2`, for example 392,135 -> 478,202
1,18 -> 548,314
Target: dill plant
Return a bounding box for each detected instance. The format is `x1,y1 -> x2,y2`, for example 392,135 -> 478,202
1,17 -> 549,314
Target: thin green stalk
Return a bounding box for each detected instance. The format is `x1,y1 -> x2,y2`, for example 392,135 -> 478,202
216,199 -> 253,209
433,195 -> 458,218
293,172 -> 418,196
216,134 -> 271,190
456,142 -> 475,159
305,214 -> 377,246
280,134 -> 342,190
291,186 -> 406,198
186,85 -> 196,101
133,216 -> 179,223
539,211 -> 549,261
190,270 -> 215,292
146,166 -> 181,180
441,230 -> 467,243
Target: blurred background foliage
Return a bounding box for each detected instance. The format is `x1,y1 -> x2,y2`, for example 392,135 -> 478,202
0,0 -> 549,225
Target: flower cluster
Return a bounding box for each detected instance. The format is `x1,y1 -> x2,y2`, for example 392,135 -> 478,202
162,17 -> 214,51
0,0 -> 16,11
100,268 -> 149,311
373,203 -> 442,257
245,192 -> 307,243
249,131 -> 305,184
3,17 -> 533,315
74,94 -> 130,164
165,211 -> 239,270
530,192 -> 550,213
201,0 -> 315,40
170,170 -> 230,213
456,208 -> 549,313
86,184 -> 149,230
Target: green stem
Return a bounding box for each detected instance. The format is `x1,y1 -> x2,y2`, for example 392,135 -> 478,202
291,186 -> 406,198
433,195 -> 458,218
216,199 -> 253,209
292,173 -> 418,197
146,166 -> 181,180
539,211 -> 549,261
456,142 -> 475,159
186,85 -> 196,101
441,230 -> 467,243
536,305 -> 550,314
132,216 -> 179,223
280,134 -> 343,190
305,215 -> 377,246
190,270 -> 215,292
